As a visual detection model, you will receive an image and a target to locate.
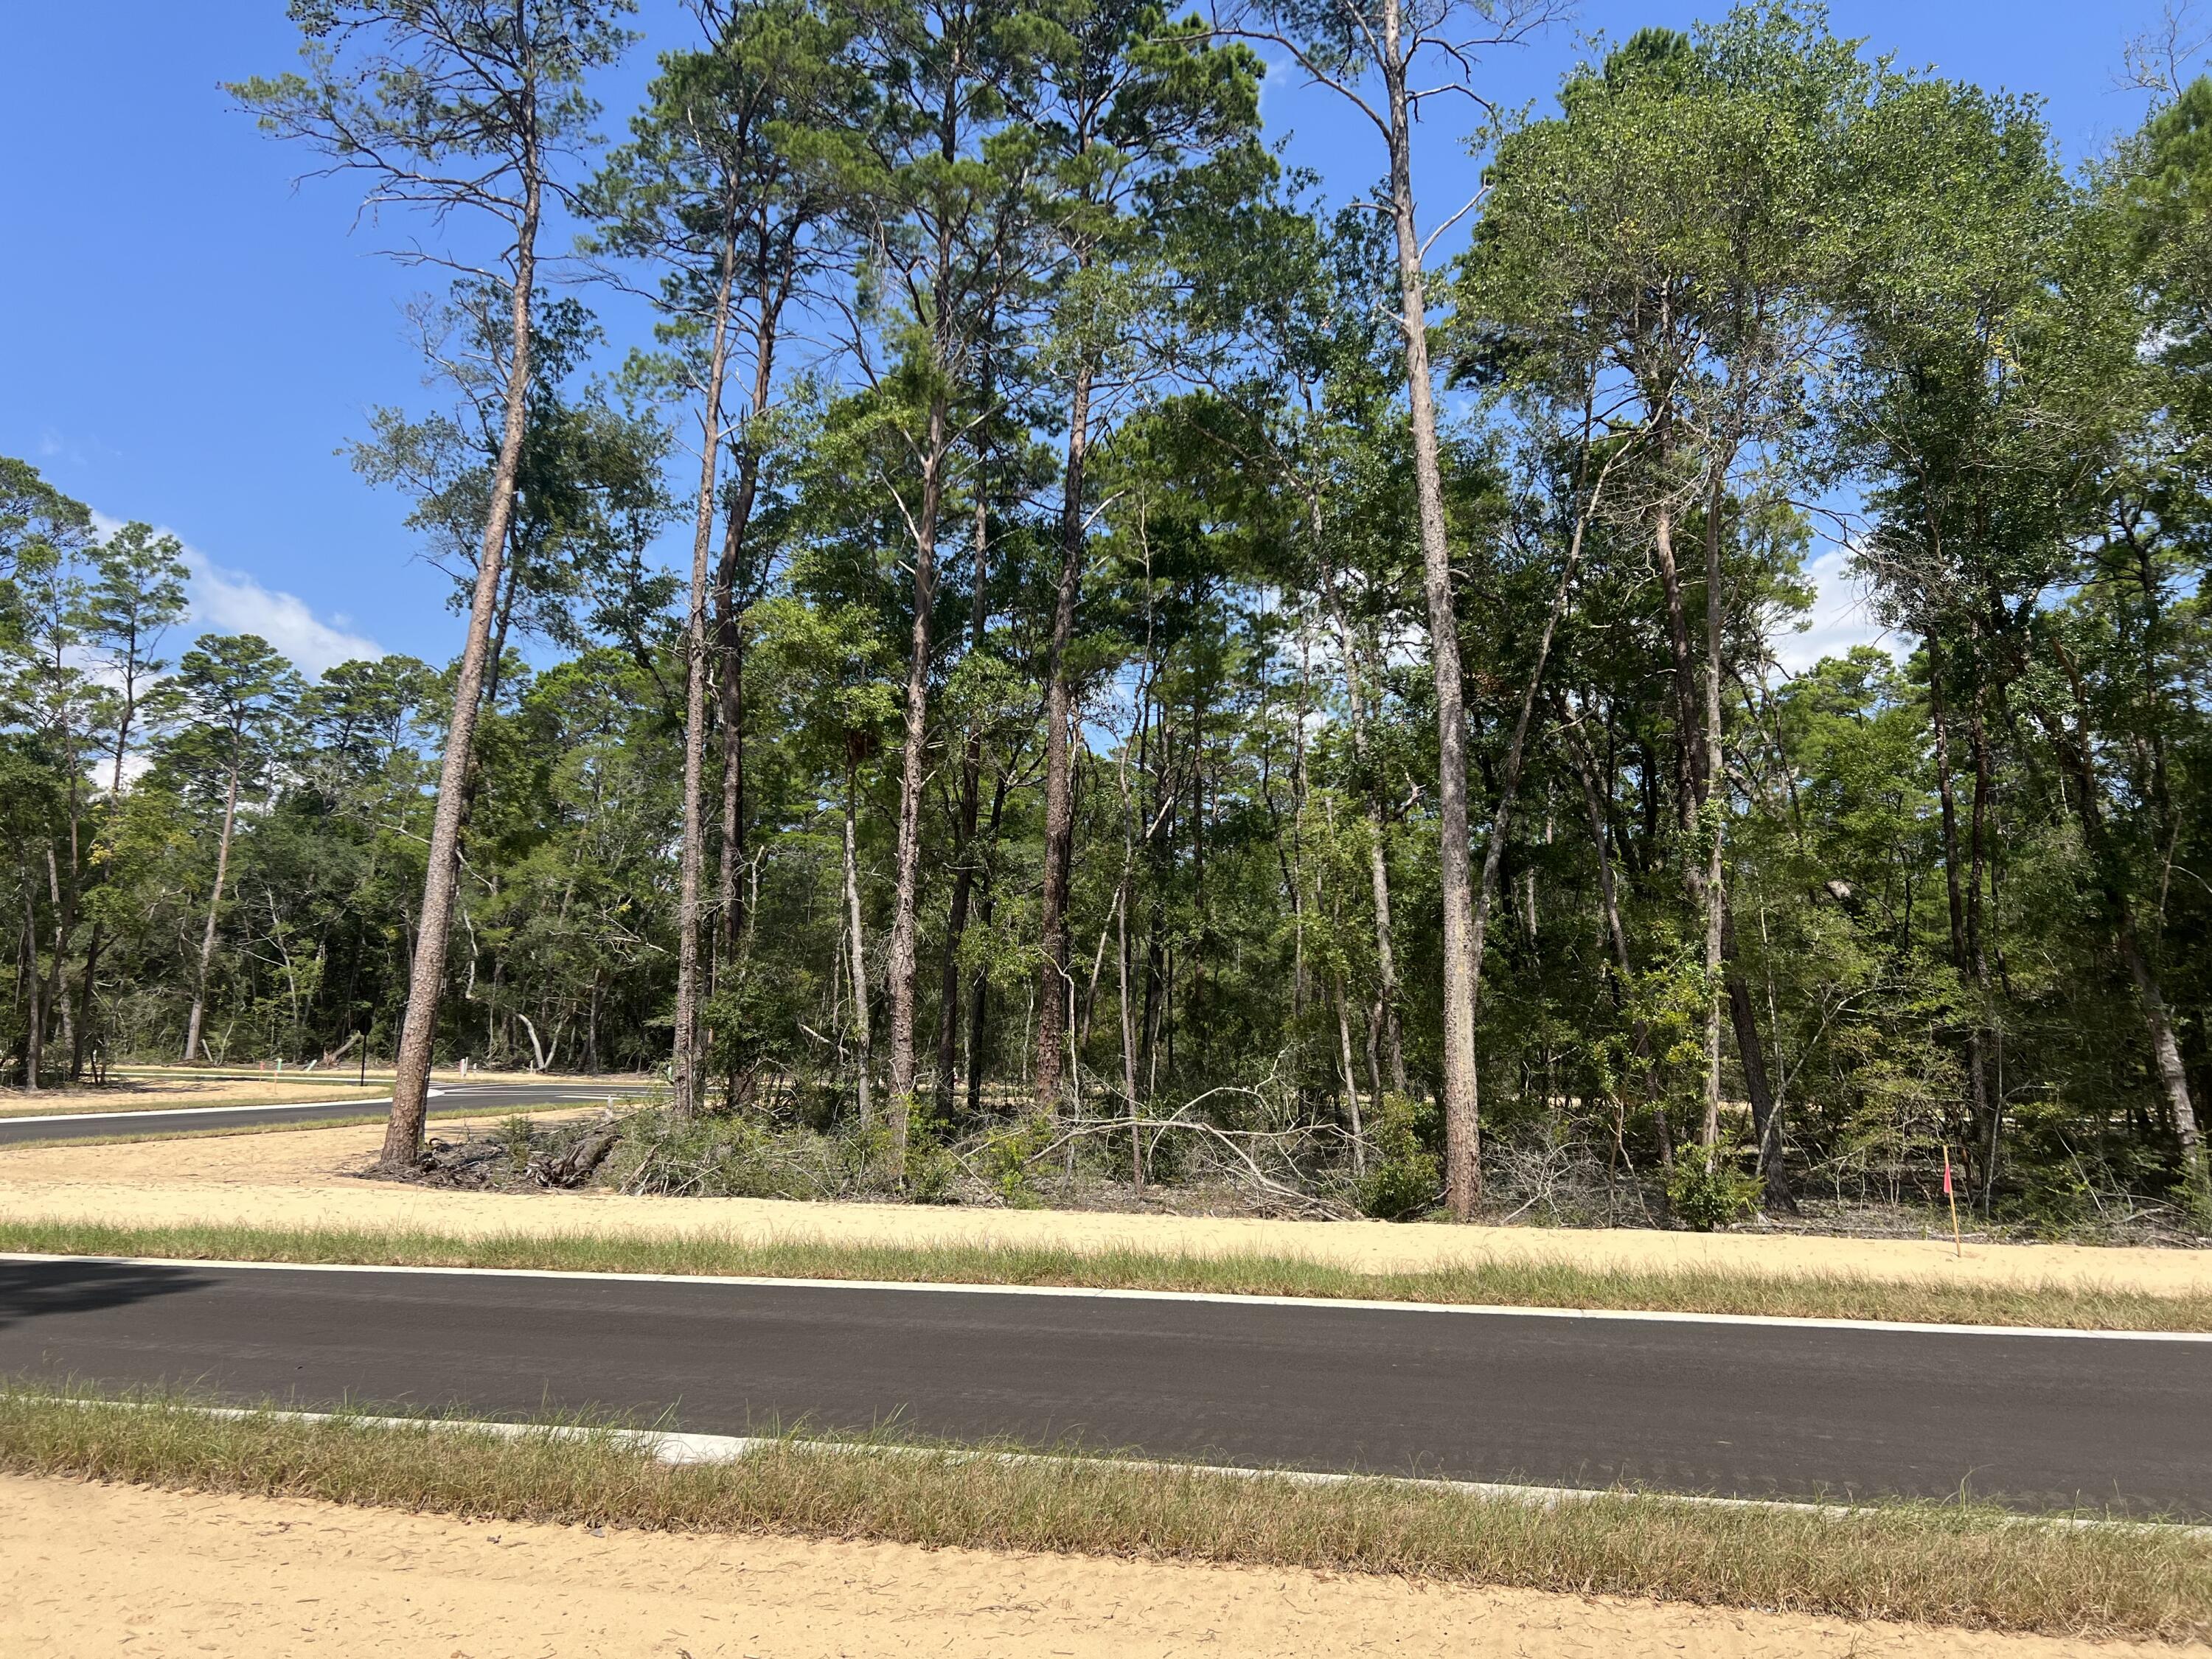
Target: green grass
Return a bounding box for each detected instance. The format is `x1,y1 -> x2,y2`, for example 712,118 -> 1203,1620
3,1216 -> 2208,1330
0,1384 -> 2203,1641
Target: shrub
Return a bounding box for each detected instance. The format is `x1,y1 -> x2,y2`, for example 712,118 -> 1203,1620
1357,1093 -> 1441,1221
979,1115 -> 1056,1208
1666,1158 -> 1761,1231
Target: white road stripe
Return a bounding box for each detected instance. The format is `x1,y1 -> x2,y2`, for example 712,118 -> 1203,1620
6,1251 -> 2208,1342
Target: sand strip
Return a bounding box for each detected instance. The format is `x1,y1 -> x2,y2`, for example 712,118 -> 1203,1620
0,1472 -> 2191,1658
1,1119 -> 2207,1293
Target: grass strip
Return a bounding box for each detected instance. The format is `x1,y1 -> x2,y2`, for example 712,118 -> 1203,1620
1,1216 -> 2208,1330
0,1105 -> 577,1151
0,1385 -> 2204,1641
0,1091 -> 386,1121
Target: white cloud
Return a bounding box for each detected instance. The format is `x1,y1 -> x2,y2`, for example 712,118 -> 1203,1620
90,511 -> 383,678
1774,547 -> 1899,674
187,555 -> 383,676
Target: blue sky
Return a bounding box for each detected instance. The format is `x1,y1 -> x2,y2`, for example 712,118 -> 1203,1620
0,1 -> 2180,676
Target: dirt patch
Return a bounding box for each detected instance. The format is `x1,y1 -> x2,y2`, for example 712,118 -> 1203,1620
0,1473 -> 2181,1659
1,1118 -> 2208,1294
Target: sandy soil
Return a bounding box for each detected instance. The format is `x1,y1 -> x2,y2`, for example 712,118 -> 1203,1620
1,1119 -> 2207,1294
0,1079 -> 387,1118
2,1474 -> 2188,1659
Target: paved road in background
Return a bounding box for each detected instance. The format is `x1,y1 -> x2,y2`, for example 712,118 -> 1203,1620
0,1082 -> 650,1147
1,1258 -> 2205,1515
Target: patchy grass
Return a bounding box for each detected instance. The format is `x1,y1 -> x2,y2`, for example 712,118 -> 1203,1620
0,1085 -> 386,1119
0,1106 -> 568,1152
2,1217 -> 2208,1330
0,1384 -> 2204,1641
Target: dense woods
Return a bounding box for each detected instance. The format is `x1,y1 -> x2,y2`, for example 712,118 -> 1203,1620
5,0 -> 2210,1230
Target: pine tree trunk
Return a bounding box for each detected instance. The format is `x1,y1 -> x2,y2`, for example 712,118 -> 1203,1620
19,882 -> 43,1091
383,168 -> 541,1169
1034,364 -> 1092,1113
712,264 -> 788,981
936,485 -> 990,1117
1313,501 -> 1405,1095
182,758 -> 241,1066
844,751 -> 873,1128
1380,29 -> 1479,1217
671,232 -> 740,1119
1116,883 -> 1142,1191
964,769 -> 1008,1121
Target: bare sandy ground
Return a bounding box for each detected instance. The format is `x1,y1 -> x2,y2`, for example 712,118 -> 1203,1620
1,1119 -> 2207,1293
1,1474 -> 2189,1659
0,1079 -> 386,1118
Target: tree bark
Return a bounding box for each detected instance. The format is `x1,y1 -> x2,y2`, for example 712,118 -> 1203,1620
843,748 -> 874,1127
1312,503 -> 1405,1095
1697,470 -> 1728,1161
936,482 -> 991,1117
883,392 -> 950,1162
182,757 -> 241,1067
2037,647 -> 2204,1192
1116,882 -> 1142,1192
712,244 -> 795,981
1926,636 -> 1994,1192
964,767 -> 1009,1120
671,224 -> 742,1118
1034,364 -> 1092,1113
1380,19 -> 1479,1216
1721,905 -> 1790,1208
2119,921 -> 2203,1186
383,164 -> 540,1169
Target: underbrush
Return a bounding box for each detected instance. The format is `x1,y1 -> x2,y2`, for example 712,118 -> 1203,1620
379,1093 -> 2212,1245
1,1385 -> 2205,1640
466,1102 -> 1362,1219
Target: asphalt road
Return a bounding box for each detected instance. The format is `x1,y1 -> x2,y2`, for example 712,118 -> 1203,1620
0,1082 -> 647,1147
2,1258 -> 2205,1515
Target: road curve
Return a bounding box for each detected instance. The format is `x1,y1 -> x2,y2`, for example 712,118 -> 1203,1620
0,1082 -> 650,1147
1,1258 -> 2205,1515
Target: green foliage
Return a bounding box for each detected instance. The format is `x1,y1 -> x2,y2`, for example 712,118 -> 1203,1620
978,1115 -> 1057,1209
1666,1158 -> 1763,1233
493,1114 -> 539,1166
1357,1094 -> 1440,1221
